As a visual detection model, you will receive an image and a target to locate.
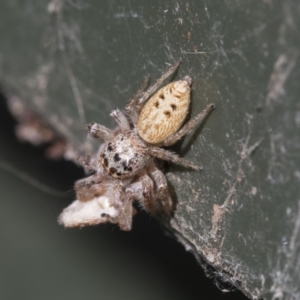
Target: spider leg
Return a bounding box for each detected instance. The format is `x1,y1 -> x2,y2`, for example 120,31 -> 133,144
117,192 -> 134,231
126,174 -> 160,213
137,60 -> 181,108
149,147 -> 201,171
162,103 -> 215,146
86,122 -> 114,141
110,109 -> 131,131
77,155 -> 98,173
74,174 -> 105,202
125,76 -> 150,124
126,60 -> 181,125
150,168 -> 173,217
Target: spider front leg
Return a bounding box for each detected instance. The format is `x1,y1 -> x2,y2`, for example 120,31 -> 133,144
86,122 -> 114,141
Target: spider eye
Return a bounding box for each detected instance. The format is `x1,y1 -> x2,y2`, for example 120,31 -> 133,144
114,153 -> 121,161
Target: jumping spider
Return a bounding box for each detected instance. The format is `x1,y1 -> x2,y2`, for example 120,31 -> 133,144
59,61 -> 215,231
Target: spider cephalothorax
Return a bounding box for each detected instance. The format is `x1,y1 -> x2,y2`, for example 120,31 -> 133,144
59,61 -> 215,231
100,131 -> 152,179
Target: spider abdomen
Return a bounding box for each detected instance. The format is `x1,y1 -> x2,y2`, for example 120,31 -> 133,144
137,77 -> 192,145
100,132 -> 151,179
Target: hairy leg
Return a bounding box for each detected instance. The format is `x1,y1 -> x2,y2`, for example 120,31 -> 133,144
137,60 -> 181,109
77,155 -> 98,173
110,109 -> 131,131
163,103 -> 215,146
150,168 -> 173,216
116,193 -> 134,231
149,147 -> 201,171
125,174 -> 161,213
125,60 -> 181,125
125,76 -> 150,124
74,174 -> 105,202
86,122 -> 114,141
